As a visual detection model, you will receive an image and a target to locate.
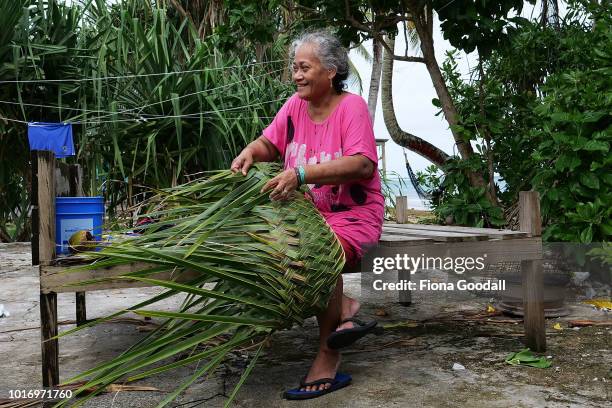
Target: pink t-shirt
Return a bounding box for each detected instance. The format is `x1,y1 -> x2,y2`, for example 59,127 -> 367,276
263,92 -> 384,257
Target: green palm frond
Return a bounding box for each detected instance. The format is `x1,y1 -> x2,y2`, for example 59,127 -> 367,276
56,162 -> 345,407
348,58 -> 364,94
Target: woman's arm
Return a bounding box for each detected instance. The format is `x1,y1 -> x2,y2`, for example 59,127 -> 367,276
261,154 -> 375,201
303,154 -> 374,184
230,136 -> 280,175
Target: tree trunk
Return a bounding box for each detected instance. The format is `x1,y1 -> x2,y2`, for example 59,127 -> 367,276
478,62 -> 499,204
381,36 -> 449,167
407,2 -> 497,205
367,38 -> 383,123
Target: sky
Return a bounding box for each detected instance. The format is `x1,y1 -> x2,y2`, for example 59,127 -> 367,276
346,1 -> 550,179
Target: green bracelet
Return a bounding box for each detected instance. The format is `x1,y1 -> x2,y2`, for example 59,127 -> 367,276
295,166 -> 306,185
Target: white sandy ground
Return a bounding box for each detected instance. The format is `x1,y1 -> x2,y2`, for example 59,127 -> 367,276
0,242 -> 610,407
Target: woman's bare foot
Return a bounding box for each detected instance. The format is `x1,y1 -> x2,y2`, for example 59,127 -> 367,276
336,295 -> 360,331
300,348 -> 341,392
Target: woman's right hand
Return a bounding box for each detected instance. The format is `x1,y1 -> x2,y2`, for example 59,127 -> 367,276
230,147 -> 255,176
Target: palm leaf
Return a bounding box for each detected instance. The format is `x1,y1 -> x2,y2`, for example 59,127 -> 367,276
56,162 -> 345,407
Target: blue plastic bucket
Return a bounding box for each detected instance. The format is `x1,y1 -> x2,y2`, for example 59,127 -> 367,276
55,197 -> 105,255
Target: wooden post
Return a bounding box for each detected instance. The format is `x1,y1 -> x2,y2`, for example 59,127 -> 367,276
396,196 -> 407,224
37,151 -> 60,386
519,191 -> 546,352
38,151 -> 56,264
31,151 -> 39,266
69,164 -> 87,326
519,191 -> 542,237
398,269 -> 412,306
521,259 -> 545,351
76,292 -> 87,326
40,293 -> 59,387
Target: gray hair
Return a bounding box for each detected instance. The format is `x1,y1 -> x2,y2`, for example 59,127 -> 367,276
290,30 -> 349,94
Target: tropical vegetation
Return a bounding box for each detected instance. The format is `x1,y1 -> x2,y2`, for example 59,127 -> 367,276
56,162 -> 344,406
1,0 -> 610,405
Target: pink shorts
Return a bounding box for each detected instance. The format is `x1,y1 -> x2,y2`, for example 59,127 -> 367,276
337,235 -> 360,269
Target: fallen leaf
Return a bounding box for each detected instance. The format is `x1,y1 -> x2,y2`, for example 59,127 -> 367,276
375,308 -> 389,317
382,321 -> 419,329
568,320 -> 612,327
583,299 -> 612,310
505,348 -> 552,368
105,384 -> 161,393
553,323 -> 563,330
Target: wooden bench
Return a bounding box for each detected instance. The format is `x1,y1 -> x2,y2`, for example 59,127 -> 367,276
33,151 -> 546,388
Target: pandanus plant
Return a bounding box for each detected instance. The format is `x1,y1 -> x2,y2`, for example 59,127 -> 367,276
56,162 -> 345,407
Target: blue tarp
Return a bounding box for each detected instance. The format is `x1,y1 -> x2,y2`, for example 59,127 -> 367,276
27,122 -> 75,158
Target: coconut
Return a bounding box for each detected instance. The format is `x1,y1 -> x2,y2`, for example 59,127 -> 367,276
68,230 -> 96,253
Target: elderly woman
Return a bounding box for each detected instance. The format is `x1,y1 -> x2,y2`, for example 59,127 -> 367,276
230,30 -> 384,399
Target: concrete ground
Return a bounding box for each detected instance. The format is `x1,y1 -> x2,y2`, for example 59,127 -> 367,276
0,242 -> 610,407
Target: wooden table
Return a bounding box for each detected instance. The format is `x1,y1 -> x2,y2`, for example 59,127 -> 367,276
33,151 -> 546,389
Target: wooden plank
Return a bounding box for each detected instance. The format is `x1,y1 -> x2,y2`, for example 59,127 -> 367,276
383,222 -> 528,239
395,196 -> 407,224
373,237 -> 542,265
384,224 -> 490,238
55,161 -> 72,197
519,191 -> 542,237
68,163 -> 85,196
379,234 -> 434,247
40,263 -> 202,294
37,151 -> 56,264
522,259 -> 546,352
383,226 -> 489,242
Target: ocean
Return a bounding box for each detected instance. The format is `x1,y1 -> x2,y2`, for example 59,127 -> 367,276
381,175 -> 507,211
382,177 -> 431,211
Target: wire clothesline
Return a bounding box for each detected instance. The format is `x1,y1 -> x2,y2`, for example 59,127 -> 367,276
0,67 -> 286,119
88,67 -> 286,121
0,59 -> 289,85
1,97 -> 284,125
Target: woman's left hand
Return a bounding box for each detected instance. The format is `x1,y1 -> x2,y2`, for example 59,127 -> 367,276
261,169 -> 299,201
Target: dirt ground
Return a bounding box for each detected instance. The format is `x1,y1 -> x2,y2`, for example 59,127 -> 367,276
0,242 -> 610,407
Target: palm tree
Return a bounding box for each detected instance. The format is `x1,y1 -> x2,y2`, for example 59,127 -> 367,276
540,0 -> 560,28
380,36 -> 449,167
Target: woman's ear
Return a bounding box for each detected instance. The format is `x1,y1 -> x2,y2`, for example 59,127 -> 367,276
327,68 -> 337,81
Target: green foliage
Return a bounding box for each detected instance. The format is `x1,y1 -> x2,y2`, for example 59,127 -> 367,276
434,0 -> 535,58
0,0 -> 294,240
417,158 -> 505,227
434,0 -> 611,242
530,63 -> 611,242
0,0 -> 83,240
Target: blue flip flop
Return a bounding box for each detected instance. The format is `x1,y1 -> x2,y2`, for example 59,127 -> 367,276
283,372 -> 352,400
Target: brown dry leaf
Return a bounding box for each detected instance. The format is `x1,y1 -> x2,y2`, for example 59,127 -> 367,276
137,324 -> 160,332
105,384 -> 161,393
60,381 -> 161,394
375,308 -> 389,317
